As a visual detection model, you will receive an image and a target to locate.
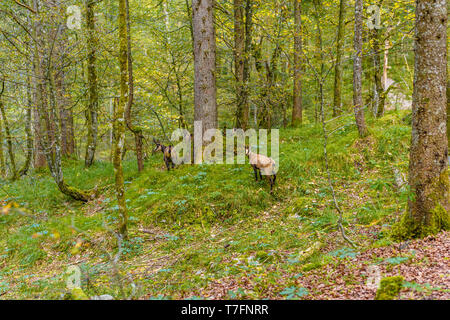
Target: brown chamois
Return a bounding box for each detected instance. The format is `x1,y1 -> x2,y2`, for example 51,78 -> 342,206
153,138 -> 175,171
245,146 -> 277,192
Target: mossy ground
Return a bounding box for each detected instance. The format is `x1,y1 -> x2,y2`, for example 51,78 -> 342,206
0,110 -> 442,300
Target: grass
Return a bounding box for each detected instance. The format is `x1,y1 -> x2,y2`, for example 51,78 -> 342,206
0,110 -> 413,299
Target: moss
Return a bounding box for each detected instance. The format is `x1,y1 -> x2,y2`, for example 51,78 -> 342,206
375,276 -> 404,300
255,251 -> 274,263
391,170 -> 450,241
69,288 -> 90,300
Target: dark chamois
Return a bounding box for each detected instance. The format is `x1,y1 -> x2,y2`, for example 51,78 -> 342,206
153,138 -> 175,171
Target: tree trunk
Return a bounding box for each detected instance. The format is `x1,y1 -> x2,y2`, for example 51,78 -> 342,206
393,0 -> 449,239
291,0 -> 303,126
371,2 -> 384,118
0,85 -> 5,178
352,0 -> 368,137
17,72 -> 34,177
192,0 -> 217,141
332,0 -> 345,117
125,0 -> 144,172
241,0 -> 252,129
116,0 -> 129,239
85,0 -> 99,167
234,0 -> 245,128
0,87 -> 17,180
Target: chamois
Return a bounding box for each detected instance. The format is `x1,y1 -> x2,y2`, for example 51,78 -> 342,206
245,146 -> 277,192
153,138 -> 175,171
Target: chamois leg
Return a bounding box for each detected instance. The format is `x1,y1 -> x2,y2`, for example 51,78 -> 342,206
164,157 -> 170,171
273,174 -> 276,185
252,166 -> 259,181
259,170 -> 263,181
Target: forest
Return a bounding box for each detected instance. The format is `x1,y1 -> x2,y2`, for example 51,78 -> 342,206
0,0 -> 448,301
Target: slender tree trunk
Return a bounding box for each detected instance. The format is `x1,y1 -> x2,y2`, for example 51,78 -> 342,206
17,72 -> 34,177
241,0 -> 252,129
32,0 -> 47,170
371,2 -> 384,118
332,0 -> 345,117
0,87 -> 17,180
85,0 -> 98,167
0,116 -> 4,178
234,0 -> 245,128
393,0 -> 449,239
116,0 -> 129,239
125,0 -> 144,172
291,0 -> 303,126
446,65 -> 449,143
0,84 -> 5,178
352,0 -> 368,137
192,0 -> 217,141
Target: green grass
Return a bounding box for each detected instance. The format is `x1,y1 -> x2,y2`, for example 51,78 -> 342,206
0,110 -> 412,299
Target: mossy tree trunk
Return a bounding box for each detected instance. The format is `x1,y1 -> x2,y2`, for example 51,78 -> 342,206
0,89 -> 5,178
393,0 -> 449,240
332,0 -> 345,117
372,0 -> 384,118
85,0 -> 99,168
352,0 -> 368,138
124,0 -> 144,172
234,0 -> 246,128
291,0 -> 303,126
31,0 -> 46,170
0,83 -> 17,181
17,71 -> 34,177
116,0 -> 129,239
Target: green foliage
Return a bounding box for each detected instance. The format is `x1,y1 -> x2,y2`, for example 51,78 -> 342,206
279,286 -> 309,299
375,276 -> 404,300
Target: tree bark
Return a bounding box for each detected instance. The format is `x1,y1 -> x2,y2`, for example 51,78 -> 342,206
0,84 -> 17,180
17,72 -> 34,177
192,0 -> 217,141
394,0 -> 449,239
85,0 -> 99,167
125,0 -> 144,172
352,0 -> 368,137
291,0 -> 303,126
116,0 -> 129,239
332,0 -> 345,117
234,0 -> 245,128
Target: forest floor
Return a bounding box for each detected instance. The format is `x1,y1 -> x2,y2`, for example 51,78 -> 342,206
0,110 -> 449,300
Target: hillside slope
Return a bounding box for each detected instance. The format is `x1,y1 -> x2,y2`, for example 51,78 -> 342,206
0,110 -> 448,300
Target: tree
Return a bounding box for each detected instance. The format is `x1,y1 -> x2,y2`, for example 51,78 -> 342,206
192,0 -> 217,141
115,0 -> 129,239
31,0 -> 92,201
352,0 -> 368,138
85,0 -> 99,167
332,0 -> 345,117
291,0 -> 303,126
0,81 -> 17,180
125,0 -> 144,172
393,0 -> 449,239
234,0 -> 245,128
371,0 -> 384,118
